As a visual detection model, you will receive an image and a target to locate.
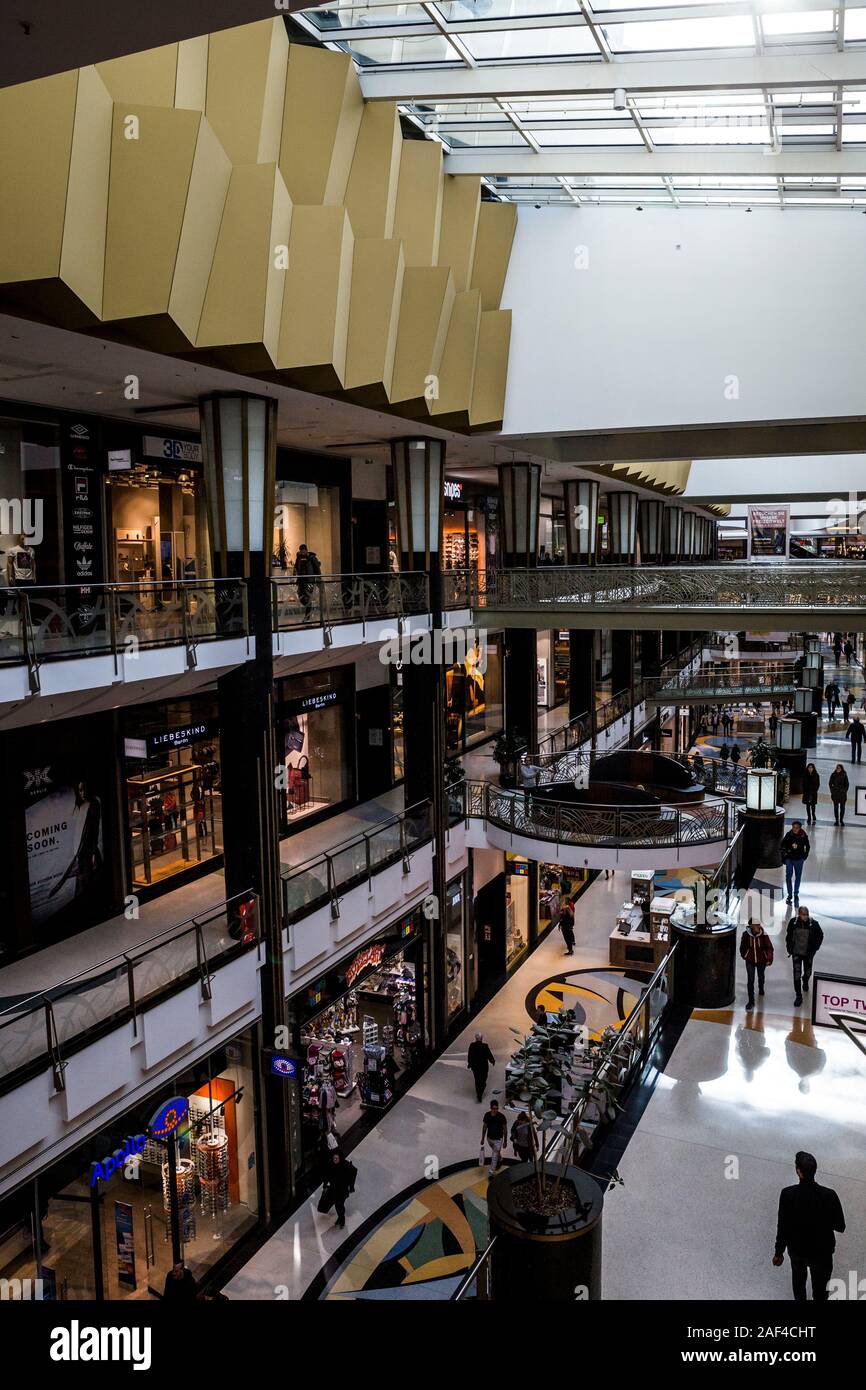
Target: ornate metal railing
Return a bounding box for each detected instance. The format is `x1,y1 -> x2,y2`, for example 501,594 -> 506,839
525,747 -> 788,803
644,660 -> 799,702
459,565 -> 866,615
281,798 -> 433,925
0,580 -> 247,684
0,892 -> 259,1096
461,780 -> 734,850
272,571 -> 429,632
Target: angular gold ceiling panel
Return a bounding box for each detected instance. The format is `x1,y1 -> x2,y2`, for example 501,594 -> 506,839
275,205 -> 354,390
0,19 -> 513,432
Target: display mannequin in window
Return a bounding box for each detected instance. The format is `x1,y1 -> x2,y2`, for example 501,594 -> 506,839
6,533 -> 35,585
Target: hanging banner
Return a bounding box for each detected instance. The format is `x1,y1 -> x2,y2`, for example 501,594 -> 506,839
114,1202 -> 137,1290
748,504 -> 790,561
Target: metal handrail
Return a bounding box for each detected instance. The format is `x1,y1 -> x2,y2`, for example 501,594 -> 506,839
271,571 -> 429,631
281,797 -> 434,923
0,890 -> 259,1092
0,578 -> 247,669
462,781 -> 734,850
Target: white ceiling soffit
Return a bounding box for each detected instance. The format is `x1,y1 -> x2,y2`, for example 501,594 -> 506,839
685,455 -> 866,500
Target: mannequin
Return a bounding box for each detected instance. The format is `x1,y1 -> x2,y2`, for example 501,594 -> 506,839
6,533 -> 36,584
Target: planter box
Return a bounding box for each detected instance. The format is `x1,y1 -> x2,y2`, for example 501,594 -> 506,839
487,1161 -> 604,1302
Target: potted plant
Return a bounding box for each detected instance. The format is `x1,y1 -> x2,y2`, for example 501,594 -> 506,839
486,1014 -> 624,1301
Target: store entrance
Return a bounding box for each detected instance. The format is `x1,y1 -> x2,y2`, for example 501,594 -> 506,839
294,921 -> 427,1179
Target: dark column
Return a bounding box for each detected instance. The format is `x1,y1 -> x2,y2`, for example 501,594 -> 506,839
662,628 -> 679,662
505,629 -> 539,750
640,630 -> 662,679
201,393 -> 291,1218
611,629 -> 632,695
402,658 -> 439,809
351,498 -> 389,573
569,630 -> 596,722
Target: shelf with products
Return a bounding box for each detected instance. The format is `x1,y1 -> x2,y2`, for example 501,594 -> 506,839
609,871 -> 674,969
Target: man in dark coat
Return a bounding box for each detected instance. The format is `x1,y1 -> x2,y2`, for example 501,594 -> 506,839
786,906 -> 823,1006
773,1152 -> 845,1302
467,1032 -> 496,1102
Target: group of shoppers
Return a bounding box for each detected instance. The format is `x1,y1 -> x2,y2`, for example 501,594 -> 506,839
740,902 -> 823,1009
801,763 -> 850,825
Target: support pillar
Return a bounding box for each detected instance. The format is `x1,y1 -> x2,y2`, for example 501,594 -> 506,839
392,437 -> 447,1048
201,392 -> 292,1218
569,630 -> 596,725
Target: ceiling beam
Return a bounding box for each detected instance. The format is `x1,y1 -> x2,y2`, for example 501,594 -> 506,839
443,149 -> 866,176
360,52 -> 866,103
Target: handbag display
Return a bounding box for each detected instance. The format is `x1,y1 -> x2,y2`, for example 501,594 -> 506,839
288,756 -> 311,809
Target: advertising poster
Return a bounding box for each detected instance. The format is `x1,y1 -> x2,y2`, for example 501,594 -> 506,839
748,504 -> 789,560
20,716 -> 115,933
24,762 -> 105,925
114,1201 -> 137,1290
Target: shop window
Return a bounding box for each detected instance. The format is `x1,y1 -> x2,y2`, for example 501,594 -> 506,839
107,465 -> 209,584
538,863 -> 588,935
505,856 -> 530,969
124,702 -> 222,890
446,634 -> 503,752
445,875 -> 466,1020
0,1031 -> 259,1301
294,914 -> 426,1175
0,416 -> 63,589
273,481 -> 340,575
279,670 -> 354,828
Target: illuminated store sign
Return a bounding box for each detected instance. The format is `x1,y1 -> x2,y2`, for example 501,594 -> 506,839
148,1096 -> 190,1140
143,436 -> 203,465
345,942 -> 385,987
148,721 -> 217,754
271,1054 -> 298,1078
90,1134 -> 147,1186
444,480 -> 463,501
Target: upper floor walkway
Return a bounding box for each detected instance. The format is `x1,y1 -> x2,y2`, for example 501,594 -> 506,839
450,563 -> 866,631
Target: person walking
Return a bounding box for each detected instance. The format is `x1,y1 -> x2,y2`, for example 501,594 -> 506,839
294,543 -> 322,622
846,714 -> 865,764
833,634 -> 843,666
558,902 -> 576,956
824,680 -> 837,720
739,918 -> 774,1012
781,820 -> 810,903
773,1152 -> 846,1302
510,1111 -> 536,1164
801,763 -> 820,826
163,1260 -> 197,1302
839,685 -> 852,723
467,1032 -> 496,1102
730,742 -> 741,766
319,1150 -> 357,1229
786,904 -> 823,1007
480,1099 -> 508,1174
844,637 -> 855,666
768,710 -> 778,739
829,763 -> 850,826
719,741 -> 729,764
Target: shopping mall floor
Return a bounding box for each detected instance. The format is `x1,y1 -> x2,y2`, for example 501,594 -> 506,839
224,727 -> 866,1300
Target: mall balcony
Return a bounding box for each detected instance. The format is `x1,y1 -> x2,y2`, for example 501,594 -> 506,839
0,578 -> 251,727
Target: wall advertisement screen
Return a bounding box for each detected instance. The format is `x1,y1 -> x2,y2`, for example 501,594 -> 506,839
748,504 -> 790,561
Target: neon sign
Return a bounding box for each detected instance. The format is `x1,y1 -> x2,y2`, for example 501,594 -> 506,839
345,942 -> 385,987
90,1134 -> 147,1186
148,1096 -> 190,1140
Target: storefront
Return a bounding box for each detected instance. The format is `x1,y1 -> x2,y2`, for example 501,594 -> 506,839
444,631 -> 504,753
388,479 -> 500,574
0,411 -> 65,589
287,910 -> 430,1180
103,431 -> 210,584
272,450 -> 350,577
505,854 -> 532,970
445,872 -> 469,1025
538,862 -> 590,937
536,631 -> 570,711
122,697 -> 223,896
276,668 -> 355,832
0,1029 -> 261,1300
